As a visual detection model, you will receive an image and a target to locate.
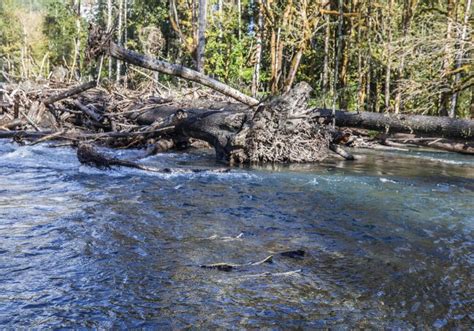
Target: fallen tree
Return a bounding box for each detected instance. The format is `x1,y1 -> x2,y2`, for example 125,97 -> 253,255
86,26 -> 473,158
174,82 -> 334,163
87,25 -> 259,107
86,26 -> 346,163
313,109 -> 474,139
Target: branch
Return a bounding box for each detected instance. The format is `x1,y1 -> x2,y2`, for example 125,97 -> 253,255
87,25 -> 259,106
107,43 -> 259,106
44,80 -> 97,105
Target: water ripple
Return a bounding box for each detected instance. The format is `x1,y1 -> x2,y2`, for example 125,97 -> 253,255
0,141 -> 472,328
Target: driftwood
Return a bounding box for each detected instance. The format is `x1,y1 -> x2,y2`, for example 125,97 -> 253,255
200,250 -> 306,272
387,134 -> 474,155
44,80 -> 97,105
77,143 -> 230,173
0,118 -> 26,130
313,108 -> 474,139
0,130 -> 52,140
338,128 -> 474,155
1,27 -> 472,162
84,25 -> 474,159
72,100 -> 103,123
172,82 -> 337,163
0,127 -> 175,141
200,255 -> 273,272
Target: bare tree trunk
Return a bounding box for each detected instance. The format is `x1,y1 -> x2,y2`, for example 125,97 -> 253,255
70,0 -> 81,82
20,25 -> 27,79
450,0 -> 472,118
104,41 -> 259,105
123,0 -> 128,85
283,0 -> 314,93
440,0 -> 456,116
394,0 -> 416,114
268,0 -> 293,94
107,0 -> 113,79
313,108 -> 474,139
365,0 -> 373,112
196,0 -> 207,72
283,48 -> 304,93
251,0 -> 263,97
322,7 -> 330,95
384,0 -> 393,112
218,0 -> 223,39
237,0 -> 242,40
116,0 -> 123,83
332,0 -> 344,126
270,28 -> 277,93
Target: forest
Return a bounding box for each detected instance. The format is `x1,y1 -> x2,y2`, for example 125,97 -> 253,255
1,0 -> 472,118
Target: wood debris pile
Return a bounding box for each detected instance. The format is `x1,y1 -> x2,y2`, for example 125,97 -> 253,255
230,82 -> 333,163
0,80 -> 239,150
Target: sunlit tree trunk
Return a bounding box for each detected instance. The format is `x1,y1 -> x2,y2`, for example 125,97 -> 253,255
332,0 -> 344,119
237,0 -> 242,40
384,0 -> 394,112
354,0 -> 365,111
196,0 -> 207,72
251,0 -> 263,97
321,3 -> 330,96
283,0 -> 312,93
107,0 -> 113,79
365,0 -> 373,112
123,0 -> 128,85
394,0 -> 417,114
70,0 -> 81,82
116,0 -> 123,83
450,0 -> 472,118
338,0 -> 354,110
440,0 -> 456,116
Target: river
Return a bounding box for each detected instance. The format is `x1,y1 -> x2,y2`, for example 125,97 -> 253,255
0,140 -> 472,328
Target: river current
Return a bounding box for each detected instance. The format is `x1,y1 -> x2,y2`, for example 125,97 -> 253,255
0,140 -> 473,328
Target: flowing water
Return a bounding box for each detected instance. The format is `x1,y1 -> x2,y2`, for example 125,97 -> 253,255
0,140 -> 473,329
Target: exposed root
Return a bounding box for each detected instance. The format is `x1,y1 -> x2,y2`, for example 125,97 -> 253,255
230,82 -> 332,164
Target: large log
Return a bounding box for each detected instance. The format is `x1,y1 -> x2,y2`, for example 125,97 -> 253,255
174,83 -> 336,163
313,109 -> 474,139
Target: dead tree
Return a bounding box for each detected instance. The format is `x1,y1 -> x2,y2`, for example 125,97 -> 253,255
84,25 -> 473,161
86,26 -> 345,163
313,109 -> 474,139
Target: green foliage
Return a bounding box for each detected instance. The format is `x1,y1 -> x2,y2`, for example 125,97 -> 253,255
0,0 -> 22,75
42,0 -> 84,68
205,1 -> 253,87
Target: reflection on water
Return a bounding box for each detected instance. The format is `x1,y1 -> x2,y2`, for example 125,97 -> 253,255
0,141 -> 473,328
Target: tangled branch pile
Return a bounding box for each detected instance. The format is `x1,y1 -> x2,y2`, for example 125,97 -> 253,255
0,80 -> 242,150
231,82 -> 332,163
